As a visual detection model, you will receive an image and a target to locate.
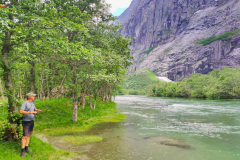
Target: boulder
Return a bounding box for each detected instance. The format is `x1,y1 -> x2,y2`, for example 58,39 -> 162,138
144,136 -> 191,149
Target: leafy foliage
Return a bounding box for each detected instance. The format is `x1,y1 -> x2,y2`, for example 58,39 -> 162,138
0,0 -> 132,140
119,68 -> 159,95
148,67 -> 240,99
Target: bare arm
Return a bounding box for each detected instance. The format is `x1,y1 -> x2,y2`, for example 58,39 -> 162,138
34,109 -> 42,114
20,109 -> 37,115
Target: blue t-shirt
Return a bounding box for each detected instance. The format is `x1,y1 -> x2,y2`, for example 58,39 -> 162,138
20,101 -> 36,121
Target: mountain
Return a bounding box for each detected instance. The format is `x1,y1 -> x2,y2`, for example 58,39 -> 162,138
117,0 -> 240,81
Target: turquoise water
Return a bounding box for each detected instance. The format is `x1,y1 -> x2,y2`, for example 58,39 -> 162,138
82,96 -> 240,160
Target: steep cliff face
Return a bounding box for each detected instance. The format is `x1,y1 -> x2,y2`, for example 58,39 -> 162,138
118,0 -> 240,81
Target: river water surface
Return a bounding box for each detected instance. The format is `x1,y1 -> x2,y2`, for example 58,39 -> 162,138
80,96 -> 240,160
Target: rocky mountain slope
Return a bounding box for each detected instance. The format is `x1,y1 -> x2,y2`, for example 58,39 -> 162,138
117,0 -> 240,81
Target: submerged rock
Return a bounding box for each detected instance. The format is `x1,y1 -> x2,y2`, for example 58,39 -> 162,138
160,140 -> 191,149
144,136 -> 191,149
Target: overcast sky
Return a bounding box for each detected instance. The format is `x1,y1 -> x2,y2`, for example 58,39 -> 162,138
105,0 -> 132,16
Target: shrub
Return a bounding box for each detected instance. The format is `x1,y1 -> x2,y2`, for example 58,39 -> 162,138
196,30 -> 240,46
139,46 -> 156,55
128,90 -> 139,95
149,67 -> 240,99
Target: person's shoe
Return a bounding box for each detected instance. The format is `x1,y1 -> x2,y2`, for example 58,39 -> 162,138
20,152 -> 26,158
25,149 -> 32,153
25,146 -> 32,153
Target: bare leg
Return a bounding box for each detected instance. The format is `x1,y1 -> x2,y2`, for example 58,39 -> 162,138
25,134 -> 32,153
21,136 -> 28,157
21,136 -> 28,149
26,135 -> 30,147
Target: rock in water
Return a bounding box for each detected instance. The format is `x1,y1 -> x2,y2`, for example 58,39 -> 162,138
160,140 -> 191,149
144,136 -> 191,149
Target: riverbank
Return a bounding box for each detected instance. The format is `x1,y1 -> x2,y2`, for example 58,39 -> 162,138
148,67 -> 240,99
0,98 -> 126,159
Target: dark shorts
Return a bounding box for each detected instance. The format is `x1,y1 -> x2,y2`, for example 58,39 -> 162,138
22,121 -> 34,137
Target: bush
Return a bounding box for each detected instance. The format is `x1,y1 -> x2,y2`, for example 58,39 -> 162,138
128,90 -> 139,95
0,121 -> 23,141
139,46 -> 156,55
149,67 -> 240,99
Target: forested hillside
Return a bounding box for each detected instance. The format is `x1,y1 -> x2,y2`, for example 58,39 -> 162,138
119,68 -> 158,95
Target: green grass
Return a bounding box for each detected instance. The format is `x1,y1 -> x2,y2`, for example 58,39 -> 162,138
0,97 -> 125,159
34,98 -> 124,130
42,112 -> 126,136
0,136 -> 76,160
196,30 -> 240,46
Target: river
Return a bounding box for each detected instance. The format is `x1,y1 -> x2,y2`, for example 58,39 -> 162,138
79,95 -> 240,160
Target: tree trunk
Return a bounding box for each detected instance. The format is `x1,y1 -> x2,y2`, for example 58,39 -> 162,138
29,61 -> 36,93
1,31 -> 18,119
108,84 -> 112,102
60,70 -> 68,89
19,84 -> 22,99
40,69 -> 45,100
100,85 -> 104,101
82,91 -> 86,109
46,79 -> 50,99
93,93 -> 97,110
0,78 -> 4,99
48,63 -> 53,98
89,91 -> 92,109
105,85 -> 108,103
72,99 -> 78,122
71,67 -> 78,122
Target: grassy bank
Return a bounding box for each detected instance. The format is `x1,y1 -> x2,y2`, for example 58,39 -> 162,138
0,136 -> 76,160
0,98 -> 126,159
35,98 -> 126,136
